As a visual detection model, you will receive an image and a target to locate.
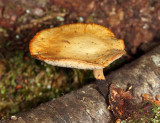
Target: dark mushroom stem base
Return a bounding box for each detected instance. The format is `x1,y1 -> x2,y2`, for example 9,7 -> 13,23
93,69 -> 108,98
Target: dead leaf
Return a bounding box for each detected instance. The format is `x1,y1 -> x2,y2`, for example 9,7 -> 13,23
109,84 -> 160,120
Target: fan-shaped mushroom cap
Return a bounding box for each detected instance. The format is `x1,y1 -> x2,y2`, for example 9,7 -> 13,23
29,23 -> 125,70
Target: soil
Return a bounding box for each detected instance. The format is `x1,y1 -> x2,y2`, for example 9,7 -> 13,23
0,0 -> 159,54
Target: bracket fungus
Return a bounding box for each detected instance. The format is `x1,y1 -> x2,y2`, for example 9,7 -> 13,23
29,23 -> 125,96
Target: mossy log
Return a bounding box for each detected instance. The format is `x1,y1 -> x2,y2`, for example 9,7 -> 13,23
1,45 -> 160,123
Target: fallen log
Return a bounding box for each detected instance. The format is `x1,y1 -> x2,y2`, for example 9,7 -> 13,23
1,45 -> 160,123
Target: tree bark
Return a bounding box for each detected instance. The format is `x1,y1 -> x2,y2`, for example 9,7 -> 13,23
109,45 -> 160,102
1,45 -> 160,123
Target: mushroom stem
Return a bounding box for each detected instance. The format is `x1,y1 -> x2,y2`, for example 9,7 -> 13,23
93,69 -> 105,80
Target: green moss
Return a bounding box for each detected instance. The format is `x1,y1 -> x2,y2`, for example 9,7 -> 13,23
0,51 -> 93,119
121,102 -> 160,123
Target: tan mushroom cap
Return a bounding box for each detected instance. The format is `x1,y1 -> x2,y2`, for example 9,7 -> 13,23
29,23 -> 125,70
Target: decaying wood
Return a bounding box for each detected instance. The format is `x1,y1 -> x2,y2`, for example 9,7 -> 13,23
108,45 -> 160,102
1,45 -> 160,123
2,85 -> 112,123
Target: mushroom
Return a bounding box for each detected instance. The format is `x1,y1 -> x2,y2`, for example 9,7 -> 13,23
29,23 -> 125,97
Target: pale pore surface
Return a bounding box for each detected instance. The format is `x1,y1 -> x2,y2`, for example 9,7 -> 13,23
30,24 -> 125,69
